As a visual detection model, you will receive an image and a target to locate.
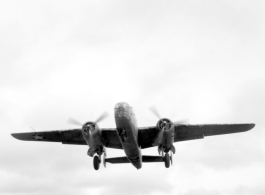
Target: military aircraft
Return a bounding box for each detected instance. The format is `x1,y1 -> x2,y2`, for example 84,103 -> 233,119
12,102 -> 255,170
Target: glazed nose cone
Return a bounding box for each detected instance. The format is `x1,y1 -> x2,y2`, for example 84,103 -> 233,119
114,102 -> 129,109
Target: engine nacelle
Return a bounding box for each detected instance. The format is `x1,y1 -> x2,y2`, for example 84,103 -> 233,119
82,122 -> 104,157
156,118 -> 175,153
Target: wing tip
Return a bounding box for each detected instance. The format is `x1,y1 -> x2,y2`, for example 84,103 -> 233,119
11,133 -> 33,141
11,133 -> 23,140
248,123 -> 255,130
236,123 -> 255,132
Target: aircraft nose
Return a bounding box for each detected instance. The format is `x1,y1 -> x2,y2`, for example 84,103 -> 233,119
115,102 -> 130,119
115,102 -> 129,110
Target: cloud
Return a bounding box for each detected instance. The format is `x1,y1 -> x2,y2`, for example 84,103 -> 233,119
1,0 -> 265,195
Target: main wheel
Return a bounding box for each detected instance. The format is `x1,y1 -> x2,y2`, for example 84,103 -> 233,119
164,153 -> 170,168
93,155 -> 100,170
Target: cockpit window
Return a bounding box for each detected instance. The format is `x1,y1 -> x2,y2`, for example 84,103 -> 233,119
115,102 -> 129,109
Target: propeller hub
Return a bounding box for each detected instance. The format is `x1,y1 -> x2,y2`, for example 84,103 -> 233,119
158,118 -> 173,131
82,122 -> 96,134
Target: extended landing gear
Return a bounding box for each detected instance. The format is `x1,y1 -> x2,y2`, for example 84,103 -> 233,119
93,155 -> 101,170
164,152 -> 173,168
164,153 -> 170,168
93,147 -> 107,170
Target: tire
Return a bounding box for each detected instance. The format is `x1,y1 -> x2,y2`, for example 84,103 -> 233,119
164,153 -> 170,168
93,155 -> 100,170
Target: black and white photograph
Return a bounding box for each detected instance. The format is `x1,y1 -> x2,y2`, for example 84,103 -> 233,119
1,0 -> 264,195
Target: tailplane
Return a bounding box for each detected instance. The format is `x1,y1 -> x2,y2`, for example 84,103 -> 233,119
105,155 -> 165,164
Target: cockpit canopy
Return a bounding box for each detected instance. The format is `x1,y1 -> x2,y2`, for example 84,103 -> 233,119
115,102 -> 129,109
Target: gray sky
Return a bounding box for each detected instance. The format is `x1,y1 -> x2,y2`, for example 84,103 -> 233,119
1,0 -> 265,195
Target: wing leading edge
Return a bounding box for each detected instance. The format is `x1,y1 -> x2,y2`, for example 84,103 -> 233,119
11,129 -> 84,144
138,123 -> 255,149
175,123 -> 255,141
11,128 -> 123,149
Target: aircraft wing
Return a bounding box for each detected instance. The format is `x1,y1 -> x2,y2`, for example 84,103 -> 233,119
11,128 -> 123,149
138,123 -> 255,149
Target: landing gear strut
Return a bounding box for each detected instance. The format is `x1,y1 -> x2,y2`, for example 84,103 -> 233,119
103,147 -> 107,168
93,155 -> 101,170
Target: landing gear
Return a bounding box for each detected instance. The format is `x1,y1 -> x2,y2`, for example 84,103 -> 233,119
93,155 -> 101,170
103,147 -> 107,168
164,153 -> 170,168
160,146 -> 174,168
93,147 -> 107,170
170,151 -> 173,165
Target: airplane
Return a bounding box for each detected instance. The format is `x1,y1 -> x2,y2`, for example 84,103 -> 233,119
11,102 -> 255,170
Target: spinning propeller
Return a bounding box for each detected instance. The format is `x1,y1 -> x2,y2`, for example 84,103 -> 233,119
150,106 -> 188,157
67,112 -> 109,127
68,112 -> 108,166
149,106 -> 188,125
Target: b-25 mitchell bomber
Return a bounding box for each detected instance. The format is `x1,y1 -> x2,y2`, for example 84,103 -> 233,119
12,102 -> 255,170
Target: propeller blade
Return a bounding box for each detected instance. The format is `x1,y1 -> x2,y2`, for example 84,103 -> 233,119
95,112 -> 109,123
149,106 -> 161,119
67,118 -> 83,126
173,119 -> 189,125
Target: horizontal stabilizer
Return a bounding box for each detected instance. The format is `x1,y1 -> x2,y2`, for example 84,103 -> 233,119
105,156 -> 130,164
105,155 -> 165,164
142,155 -> 164,163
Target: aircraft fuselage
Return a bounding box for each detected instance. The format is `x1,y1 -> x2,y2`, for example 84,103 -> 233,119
114,102 -> 142,169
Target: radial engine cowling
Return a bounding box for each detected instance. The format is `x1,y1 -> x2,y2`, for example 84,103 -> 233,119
82,122 -> 104,157
156,118 -> 175,153
156,118 -> 173,131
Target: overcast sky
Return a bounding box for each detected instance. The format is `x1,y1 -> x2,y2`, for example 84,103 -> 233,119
1,0 -> 265,195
